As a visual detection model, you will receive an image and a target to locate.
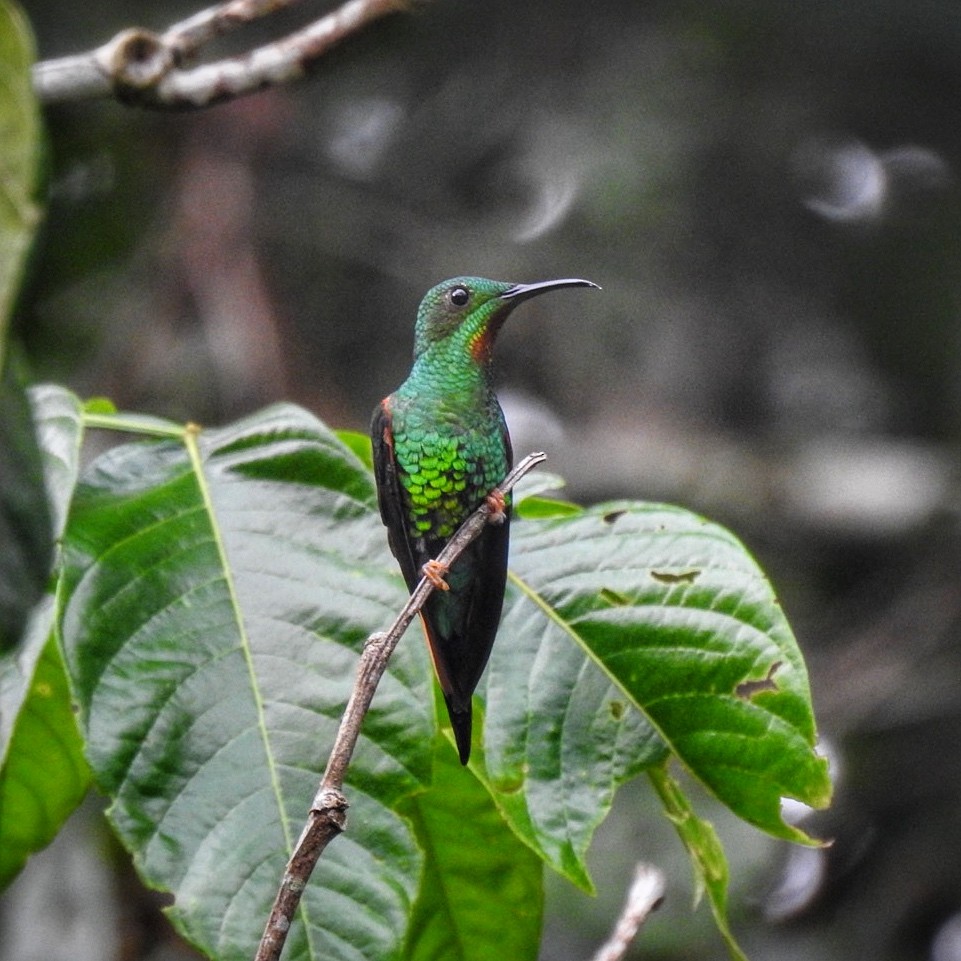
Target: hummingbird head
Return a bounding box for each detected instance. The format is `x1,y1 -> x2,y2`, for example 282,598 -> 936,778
412,276 -> 599,365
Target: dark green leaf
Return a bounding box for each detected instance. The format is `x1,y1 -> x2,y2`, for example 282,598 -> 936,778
0,0 -> 42,353
402,727 -> 543,961
0,1 -> 44,651
59,405 -> 433,961
0,385 -> 89,888
0,361 -> 51,651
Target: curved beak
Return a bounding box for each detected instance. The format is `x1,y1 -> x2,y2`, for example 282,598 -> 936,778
499,278 -> 601,302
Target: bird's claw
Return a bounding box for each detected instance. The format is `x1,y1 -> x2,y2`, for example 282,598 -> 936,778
423,558 -> 450,591
486,489 -> 507,525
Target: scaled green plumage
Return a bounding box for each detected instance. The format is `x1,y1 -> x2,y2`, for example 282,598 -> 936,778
371,275 -> 598,763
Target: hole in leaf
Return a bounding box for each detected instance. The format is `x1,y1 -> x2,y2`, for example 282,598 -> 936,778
600,587 -> 631,606
735,661 -> 782,699
492,771 -> 525,794
650,568 -> 701,584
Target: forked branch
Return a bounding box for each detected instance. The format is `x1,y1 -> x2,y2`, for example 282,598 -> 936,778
253,451 -> 547,961
32,0 -> 416,108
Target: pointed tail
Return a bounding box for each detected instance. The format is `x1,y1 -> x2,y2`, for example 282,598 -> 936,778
444,695 -> 473,765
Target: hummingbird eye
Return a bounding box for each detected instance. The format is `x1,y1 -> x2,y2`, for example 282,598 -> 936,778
448,286 -> 470,307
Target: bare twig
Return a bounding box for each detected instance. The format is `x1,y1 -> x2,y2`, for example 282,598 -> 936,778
165,0 -> 309,60
254,451 -> 548,961
590,863 -> 666,961
32,0 -> 414,108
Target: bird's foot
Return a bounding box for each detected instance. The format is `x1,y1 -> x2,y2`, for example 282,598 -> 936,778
486,489 -> 507,525
422,558 -> 450,591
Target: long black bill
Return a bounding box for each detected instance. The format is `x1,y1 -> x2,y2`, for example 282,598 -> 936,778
499,278 -> 601,302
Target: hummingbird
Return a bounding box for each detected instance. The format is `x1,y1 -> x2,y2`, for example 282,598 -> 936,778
371,276 -> 599,764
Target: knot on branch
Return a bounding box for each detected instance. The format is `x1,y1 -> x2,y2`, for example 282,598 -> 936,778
101,28 -> 176,96
311,787 -> 349,832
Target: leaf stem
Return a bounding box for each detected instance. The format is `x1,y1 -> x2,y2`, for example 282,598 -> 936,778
253,451 -> 548,961
81,410 -> 187,438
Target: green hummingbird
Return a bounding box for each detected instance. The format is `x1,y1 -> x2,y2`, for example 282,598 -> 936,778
371,275 -> 599,764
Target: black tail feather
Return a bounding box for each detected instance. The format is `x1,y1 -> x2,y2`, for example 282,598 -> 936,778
445,696 -> 473,765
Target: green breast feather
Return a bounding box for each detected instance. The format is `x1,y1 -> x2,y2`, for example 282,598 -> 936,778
392,414 -> 509,540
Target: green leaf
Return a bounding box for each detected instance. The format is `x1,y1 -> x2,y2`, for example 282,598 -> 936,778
648,764 -> 747,961
55,402 -> 828,960
495,501 -> 830,857
402,728 -> 543,961
59,404 -> 433,961
513,471 -> 581,519
0,0 -> 42,359
0,385 -> 89,888
81,406 -> 185,438
0,359 -> 52,651
482,575 -> 665,891
0,2 -> 45,652
336,428 -> 374,472
513,495 -> 581,520
30,384 -> 86,537
0,599 -> 91,888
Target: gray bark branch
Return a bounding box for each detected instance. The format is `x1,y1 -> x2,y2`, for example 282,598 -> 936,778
32,0 -> 413,108
590,863 -> 666,961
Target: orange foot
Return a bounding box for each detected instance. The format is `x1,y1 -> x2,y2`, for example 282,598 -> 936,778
422,558 -> 450,591
486,489 -> 507,524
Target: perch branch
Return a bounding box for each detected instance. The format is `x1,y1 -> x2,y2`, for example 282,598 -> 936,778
253,451 -> 548,961
591,863 -> 666,961
32,0 -> 414,108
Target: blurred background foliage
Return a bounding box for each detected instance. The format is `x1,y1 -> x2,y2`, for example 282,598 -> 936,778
7,1 -> 961,959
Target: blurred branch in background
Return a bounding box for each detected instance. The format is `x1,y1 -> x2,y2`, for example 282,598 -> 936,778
590,863 -> 666,961
31,0 -> 416,108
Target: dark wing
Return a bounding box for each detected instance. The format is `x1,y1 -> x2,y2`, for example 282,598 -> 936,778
371,399 -> 421,591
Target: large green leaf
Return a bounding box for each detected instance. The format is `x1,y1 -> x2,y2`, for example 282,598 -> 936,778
59,405 -> 433,961
56,403 -> 828,961
0,385 -> 89,887
0,1 -> 45,652
497,502 -> 831,849
0,0 -> 41,349
402,725 -> 543,961
0,360 -> 52,651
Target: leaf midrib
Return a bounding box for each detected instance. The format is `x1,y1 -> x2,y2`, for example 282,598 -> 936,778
184,428 -> 316,953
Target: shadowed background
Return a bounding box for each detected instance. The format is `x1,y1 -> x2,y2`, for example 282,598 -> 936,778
9,1 -> 961,959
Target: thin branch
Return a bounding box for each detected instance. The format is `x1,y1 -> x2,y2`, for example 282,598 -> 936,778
590,863 -> 666,961
32,0 -> 414,108
164,0 -> 309,60
253,451 -> 548,961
